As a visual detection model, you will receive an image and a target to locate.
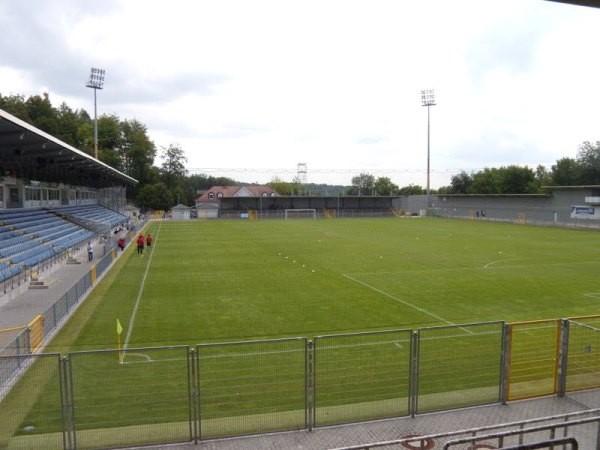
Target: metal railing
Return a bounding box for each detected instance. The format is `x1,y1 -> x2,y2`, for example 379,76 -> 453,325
330,409 -> 600,449
1,318 -> 600,449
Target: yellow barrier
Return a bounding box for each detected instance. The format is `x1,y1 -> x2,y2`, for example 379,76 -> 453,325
507,319 -> 560,400
0,326 -> 26,335
28,315 -> 44,352
91,265 -> 97,284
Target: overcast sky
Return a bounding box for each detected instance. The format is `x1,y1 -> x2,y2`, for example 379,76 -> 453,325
1,0 -> 599,187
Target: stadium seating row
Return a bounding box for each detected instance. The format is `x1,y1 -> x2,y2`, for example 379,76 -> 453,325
0,204 -> 125,283
57,204 -> 126,228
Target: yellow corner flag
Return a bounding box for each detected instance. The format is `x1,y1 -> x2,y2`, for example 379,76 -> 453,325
116,319 -> 124,364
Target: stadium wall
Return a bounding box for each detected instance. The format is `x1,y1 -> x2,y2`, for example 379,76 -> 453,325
432,186 -> 600,228
204,186 -> 600,229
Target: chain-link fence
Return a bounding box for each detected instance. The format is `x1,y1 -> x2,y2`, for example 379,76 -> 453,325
196,338 -> 307,439
0,353 -> 63,450
565,318 -> 600,393
416,321 -> 505,414
67,346 -> 192,449
313,330 -> 412,426
2,317 -> 600,449
507,320 -> 560,401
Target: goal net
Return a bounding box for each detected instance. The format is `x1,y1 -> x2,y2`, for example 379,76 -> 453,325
284,208 -> 317,220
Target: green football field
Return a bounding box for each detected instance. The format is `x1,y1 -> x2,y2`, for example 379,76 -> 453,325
5,217 -> 600,447
56,217 -> 600,351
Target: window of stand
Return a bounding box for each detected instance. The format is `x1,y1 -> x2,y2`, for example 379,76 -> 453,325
25,186 -> 42,202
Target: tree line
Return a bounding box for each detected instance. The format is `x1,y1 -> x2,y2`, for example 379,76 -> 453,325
0,93 -> 235,209
2,92 -> 599,206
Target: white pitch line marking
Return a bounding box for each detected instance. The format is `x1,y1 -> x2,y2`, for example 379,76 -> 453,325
584,293 -> 600,300
122,352 -> 153,363
122,221 -> 163,357
342,274 -> 472,333
353,259 -> 600,278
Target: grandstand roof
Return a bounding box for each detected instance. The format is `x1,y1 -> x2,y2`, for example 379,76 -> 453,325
546,0 -> 600,7
0,108 -> 137,188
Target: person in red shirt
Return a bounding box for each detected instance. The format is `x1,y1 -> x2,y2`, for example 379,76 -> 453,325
118,237 -> 126,251
146,234 -> 153,248
136,234 -> 144,254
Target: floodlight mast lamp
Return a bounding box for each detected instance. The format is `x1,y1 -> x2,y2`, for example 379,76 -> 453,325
421,89 -> 436,213
86,67 -> 105,160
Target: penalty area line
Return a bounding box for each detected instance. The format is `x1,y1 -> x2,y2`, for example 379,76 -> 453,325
342,274 -> 472,334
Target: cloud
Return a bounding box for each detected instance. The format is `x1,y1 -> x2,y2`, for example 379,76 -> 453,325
357,135 -> 386,145
2,0 -> 600,189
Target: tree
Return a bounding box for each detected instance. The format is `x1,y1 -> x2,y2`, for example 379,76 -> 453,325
373,177 -> 399,196
398,184 -> 425,195
498,165 -> 535,194
97,114 -> 123,160
157,144 -> 188,206
576,141 -> 600,185
268,176 -> 300,196
469,168 -> 501,194
25,93 -> 59,136
345,173 -> 376,195
450,171 -> 473,194
533,165 -> 552,191
551,157 -> 581,186
0,94 -> 29,120
160,144 -> 188,187
53,102 -> 79,146
119,119 -> 156,196
136,182 -> 173,211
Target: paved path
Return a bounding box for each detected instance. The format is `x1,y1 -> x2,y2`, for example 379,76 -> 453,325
128,393 -> 600,450
0,240 -> 109,347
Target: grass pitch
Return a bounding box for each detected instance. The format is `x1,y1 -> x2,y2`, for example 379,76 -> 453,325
6,217 -> 600,445
57,217 -> 600,351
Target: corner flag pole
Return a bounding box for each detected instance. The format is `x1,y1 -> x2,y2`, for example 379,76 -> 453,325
116,319 -> 124,364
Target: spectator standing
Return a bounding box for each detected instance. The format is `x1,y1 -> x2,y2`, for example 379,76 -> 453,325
136,234 -> 144,254
118,237 -> 126,251
87,242 -> 93,261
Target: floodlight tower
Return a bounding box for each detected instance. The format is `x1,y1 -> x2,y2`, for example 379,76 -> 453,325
421,89 -> 436,213
297,163 -> 307,184
86,67 -> 105,160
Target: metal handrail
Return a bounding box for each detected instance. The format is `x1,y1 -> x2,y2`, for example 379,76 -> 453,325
442,417 -> 598,449
329,409 -> 600,450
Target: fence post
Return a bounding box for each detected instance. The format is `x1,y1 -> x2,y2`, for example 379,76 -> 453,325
195,345 -> 202,442
501,323 -> 512,404
409,331 -> 419,417
61,355 -> 75,450
307,339 -> 314,431
24,327 -> 31,355
557,319 -> 570,398
501,323 -> 510,404
188,347 -> 199,444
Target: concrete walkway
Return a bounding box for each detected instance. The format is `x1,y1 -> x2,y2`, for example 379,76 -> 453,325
0,239 -> 108,348
130,393 -> 600,450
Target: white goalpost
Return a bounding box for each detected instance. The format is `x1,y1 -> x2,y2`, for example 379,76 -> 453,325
284,208 -> 317,220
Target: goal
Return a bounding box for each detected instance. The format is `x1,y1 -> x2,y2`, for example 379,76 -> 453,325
284,208 -> 317,220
